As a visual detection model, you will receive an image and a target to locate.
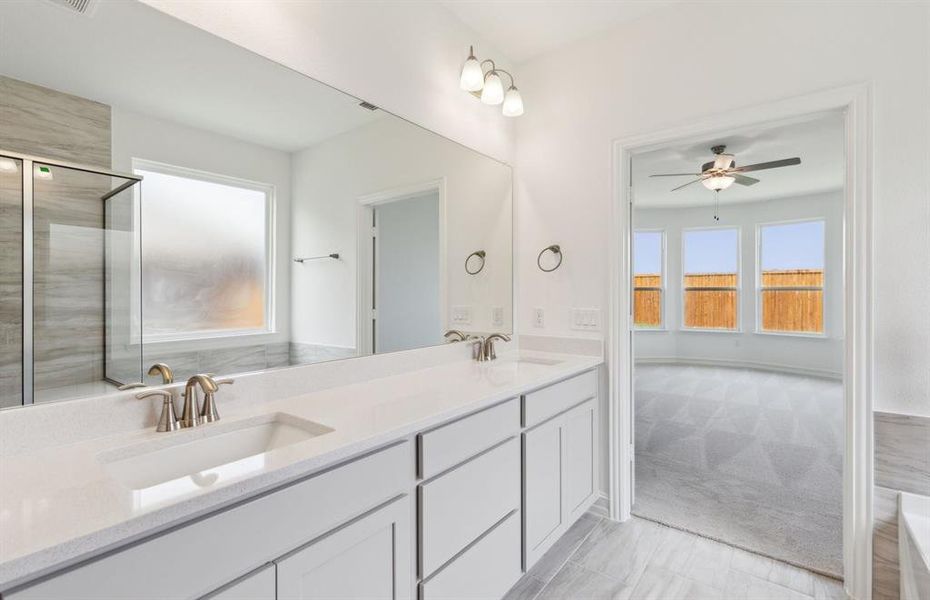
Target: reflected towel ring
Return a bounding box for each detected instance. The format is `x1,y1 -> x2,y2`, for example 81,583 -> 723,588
537,244 -> 562,272
465,250 -> 486,275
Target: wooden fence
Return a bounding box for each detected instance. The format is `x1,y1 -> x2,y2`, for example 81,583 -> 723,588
633,269 -> 823,332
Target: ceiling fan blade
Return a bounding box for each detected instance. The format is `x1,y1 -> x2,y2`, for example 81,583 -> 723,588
670,178 -> 703,192
734,157 -> 801,173
733,174 -> 760,186
649,173 -> 701,177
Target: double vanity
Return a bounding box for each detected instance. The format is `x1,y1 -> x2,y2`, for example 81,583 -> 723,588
0,351 -> 602,599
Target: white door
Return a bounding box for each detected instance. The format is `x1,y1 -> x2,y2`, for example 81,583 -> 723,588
276,497 -> 412,600
372,192 -> 441,353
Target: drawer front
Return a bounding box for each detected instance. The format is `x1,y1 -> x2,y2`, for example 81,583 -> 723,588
203,564 -> 275,600
419,437 -> 520,578
10,442 -> 411,600
419,511 -> 522,600
418,398 -> 519,479
522,369 -> 596,428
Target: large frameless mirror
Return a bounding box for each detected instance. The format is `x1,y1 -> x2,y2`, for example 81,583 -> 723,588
0,0 -> 512,407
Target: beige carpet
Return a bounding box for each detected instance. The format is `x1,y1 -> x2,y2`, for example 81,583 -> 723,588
632,363 -> 844,577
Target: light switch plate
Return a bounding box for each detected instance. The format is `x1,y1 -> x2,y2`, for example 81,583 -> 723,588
451,306 -> 472,326
571,308 -> 600,331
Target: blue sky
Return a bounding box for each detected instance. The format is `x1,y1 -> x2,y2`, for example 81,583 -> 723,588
760,221 -> 825,270
634,221 -> 825,275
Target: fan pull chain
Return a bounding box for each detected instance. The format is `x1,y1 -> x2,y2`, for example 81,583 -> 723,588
714,190 -> 720,222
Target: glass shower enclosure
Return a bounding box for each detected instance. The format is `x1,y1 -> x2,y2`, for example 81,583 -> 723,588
0,150 -> 143,407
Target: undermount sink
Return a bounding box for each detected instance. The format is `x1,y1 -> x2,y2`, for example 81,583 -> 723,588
99,413 -> 333,506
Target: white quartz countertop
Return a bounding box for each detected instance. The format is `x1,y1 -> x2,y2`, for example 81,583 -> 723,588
0,351 -> 601,590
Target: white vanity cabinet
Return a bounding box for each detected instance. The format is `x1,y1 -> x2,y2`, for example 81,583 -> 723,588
522,370 -> 598,570
276,496 -> 411,600
204,565 -> 276,600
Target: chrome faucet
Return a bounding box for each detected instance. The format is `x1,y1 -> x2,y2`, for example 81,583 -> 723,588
474,333 -> 511,362
181,374 -> 218,428
444,329 -> 469,342
136,389 -> 181,432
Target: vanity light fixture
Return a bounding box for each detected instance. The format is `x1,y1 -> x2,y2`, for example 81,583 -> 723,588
0,157 -> 18,173
459,46 -> 524,117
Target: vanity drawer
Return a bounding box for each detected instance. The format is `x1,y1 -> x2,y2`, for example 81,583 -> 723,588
418,437 -> 520,578
9,442 -> 411,600
522,369 -> 596,428
418,397 -> 519,479
419,510 -> 522,600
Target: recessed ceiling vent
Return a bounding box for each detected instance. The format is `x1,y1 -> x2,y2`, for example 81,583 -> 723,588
43,0 -> 98,16
358,101 -> 379,111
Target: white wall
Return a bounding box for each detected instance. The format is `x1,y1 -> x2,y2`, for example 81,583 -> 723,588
111,107 -> 293,351
634,192 -> 844,378
140,0 -> 515,164
515,1 -> 930,416
290,116 -> 512,349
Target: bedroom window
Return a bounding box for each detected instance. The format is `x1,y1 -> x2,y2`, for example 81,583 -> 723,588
633,230 -> 664,328
682,227 -> 739,330
135,160 -> 274,341
758,220 -> 825,334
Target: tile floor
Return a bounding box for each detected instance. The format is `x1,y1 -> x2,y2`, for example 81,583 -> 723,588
504,514 -> 846,600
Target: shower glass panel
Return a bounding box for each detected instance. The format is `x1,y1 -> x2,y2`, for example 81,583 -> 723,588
31,162 -> 142,404
0,155 -> 23,409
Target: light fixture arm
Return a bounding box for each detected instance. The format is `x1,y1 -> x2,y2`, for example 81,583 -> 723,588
493,68 -> 517,89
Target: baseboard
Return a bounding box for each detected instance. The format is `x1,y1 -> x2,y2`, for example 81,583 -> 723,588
587,492 -> 610,520
634,356 -> 842,381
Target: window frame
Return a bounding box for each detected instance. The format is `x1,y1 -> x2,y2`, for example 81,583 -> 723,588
680,225 -> 742,332
754,217 -> 826,338
132,158 -> 277,343
632,228 -> 667,330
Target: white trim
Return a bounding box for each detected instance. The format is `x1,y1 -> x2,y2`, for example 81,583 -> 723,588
356,178 -> 447,355
131,158 -> 277,342
608,84 -> 873,599
633,357 -> 843,381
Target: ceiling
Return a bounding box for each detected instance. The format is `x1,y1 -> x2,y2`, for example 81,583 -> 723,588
440,0 -> 677,63
0,1 -> 384,152
632,112 -> 846,209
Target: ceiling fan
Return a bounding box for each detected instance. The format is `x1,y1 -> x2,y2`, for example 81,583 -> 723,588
650,145 -> 801,192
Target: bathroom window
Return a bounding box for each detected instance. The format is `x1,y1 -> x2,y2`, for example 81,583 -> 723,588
633,230 -> 664,328
135,160 -> 274,341
758,220 -> 825,334
682,227 -> 739,330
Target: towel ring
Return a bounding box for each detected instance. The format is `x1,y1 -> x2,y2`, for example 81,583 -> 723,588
537,244 -> 562,272
465,250 -> 486,275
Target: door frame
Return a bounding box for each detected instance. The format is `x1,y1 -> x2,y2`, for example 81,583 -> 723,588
356,178 -> 447,355
607,84 -> 873,598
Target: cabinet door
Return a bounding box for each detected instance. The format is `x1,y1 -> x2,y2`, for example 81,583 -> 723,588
522,419 -> 562,567
276,496 -> 412,600
563,400 -> 596,522
203,564 -> 275,600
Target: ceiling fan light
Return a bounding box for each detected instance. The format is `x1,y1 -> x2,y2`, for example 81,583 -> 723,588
459,47 -> 484,92
481,71 -> 504,105
702,175 -> 735,191
502,86 -> 524,117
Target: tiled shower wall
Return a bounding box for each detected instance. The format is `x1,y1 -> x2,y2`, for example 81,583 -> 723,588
0,76 -> 111,406
872,411 -> 930,599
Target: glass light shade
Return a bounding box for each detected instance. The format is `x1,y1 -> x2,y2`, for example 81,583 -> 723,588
459,56 -> 484,92
502,86 -> 524,117
702,175 -> 735,191
480,72 -> 504,105
0,157 -> 18,173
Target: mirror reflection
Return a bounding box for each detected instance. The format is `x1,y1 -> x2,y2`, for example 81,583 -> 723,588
0,1 -> 512,407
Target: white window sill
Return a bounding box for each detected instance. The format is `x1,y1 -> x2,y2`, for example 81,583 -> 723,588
634,328 -> 668,332
752,330 -> 829,340
679,328 -> 742,334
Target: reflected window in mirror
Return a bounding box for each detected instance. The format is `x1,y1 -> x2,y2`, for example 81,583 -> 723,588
135,160 -> 274,341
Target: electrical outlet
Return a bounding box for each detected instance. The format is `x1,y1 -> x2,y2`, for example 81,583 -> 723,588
571,308 -> 600,331
492,306 -> 504,327
533,307 -> 545,328
451,306 -> 472,325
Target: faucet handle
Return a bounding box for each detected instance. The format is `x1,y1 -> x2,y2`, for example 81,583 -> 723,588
135,390 -> 180,433
200,378 -> 234,424
216,378 -> 235,386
